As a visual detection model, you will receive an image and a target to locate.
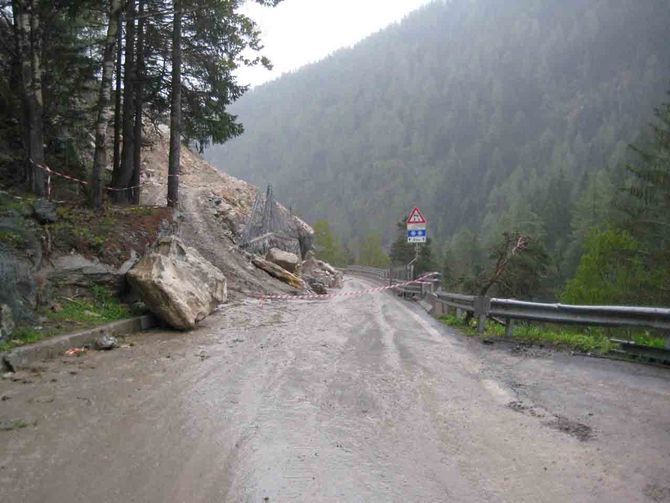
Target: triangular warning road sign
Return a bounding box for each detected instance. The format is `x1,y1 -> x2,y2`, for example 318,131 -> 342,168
406,207 -> 427,224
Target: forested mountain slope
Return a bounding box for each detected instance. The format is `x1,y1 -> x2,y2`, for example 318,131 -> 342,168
206,0 -> 670,255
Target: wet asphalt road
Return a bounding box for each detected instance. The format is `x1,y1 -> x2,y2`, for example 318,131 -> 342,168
1,276 -> 669,502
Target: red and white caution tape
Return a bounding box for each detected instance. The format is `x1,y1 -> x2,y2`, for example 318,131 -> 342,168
29,159 -> 150,198
257,272 -> 440,302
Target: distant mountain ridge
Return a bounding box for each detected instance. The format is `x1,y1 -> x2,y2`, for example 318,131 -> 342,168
206,0 -> 670,250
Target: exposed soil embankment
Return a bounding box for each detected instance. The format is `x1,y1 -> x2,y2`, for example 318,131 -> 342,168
140,129 -> 308,298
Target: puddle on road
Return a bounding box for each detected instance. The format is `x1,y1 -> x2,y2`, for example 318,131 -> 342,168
544,415 -> 594,442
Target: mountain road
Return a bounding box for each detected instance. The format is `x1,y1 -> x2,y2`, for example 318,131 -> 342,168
1,276 -> 668,502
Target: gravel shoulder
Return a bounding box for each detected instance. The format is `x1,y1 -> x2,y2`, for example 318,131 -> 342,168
0,276 -> 668,502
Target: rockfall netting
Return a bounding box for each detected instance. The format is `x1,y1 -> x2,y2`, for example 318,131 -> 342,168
240,185 -> 312,258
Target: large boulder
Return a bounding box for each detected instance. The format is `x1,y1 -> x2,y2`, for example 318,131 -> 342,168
252,257 -> 306,290
302,252 -> 343,290
127,236 -> 227,330
266,247 -> 300,274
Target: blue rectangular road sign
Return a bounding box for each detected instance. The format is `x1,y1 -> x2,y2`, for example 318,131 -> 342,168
407,229 -> 426,238
407,227 -> 427,243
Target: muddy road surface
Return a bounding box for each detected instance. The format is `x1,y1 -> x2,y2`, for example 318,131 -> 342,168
1,277 -> 669,502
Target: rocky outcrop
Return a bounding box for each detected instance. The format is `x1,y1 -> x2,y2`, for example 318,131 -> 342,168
266,248 -> 300,274
48,254 -> 124,296
0,304 -> 14,341
32,199 -> 57,224
252,257 -> 306,290
127,236 -> 227,330
302,252 -> 343,290
0,218 -> 41,323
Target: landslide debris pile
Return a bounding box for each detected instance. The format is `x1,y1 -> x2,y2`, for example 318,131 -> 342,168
0,130 -> 341,342
138,129 -> 340,302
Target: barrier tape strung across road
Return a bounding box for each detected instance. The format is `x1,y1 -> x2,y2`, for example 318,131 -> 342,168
257,272 -> 439,302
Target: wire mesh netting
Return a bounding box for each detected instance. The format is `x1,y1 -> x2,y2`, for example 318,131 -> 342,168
240,185 -> 312,258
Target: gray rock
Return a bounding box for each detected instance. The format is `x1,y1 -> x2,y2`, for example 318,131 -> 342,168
0,304 -> 15,341
305,277 -> 328,295
252,256 -> 306,290
48,254 -> 122,296
32,199 -> 57,224
266,247 -> 300,273
117,250 -> 139,276
0,247 -> 37,324
127,236 -> 227,330
94,333 -> 118,350
302,254 -> 343,289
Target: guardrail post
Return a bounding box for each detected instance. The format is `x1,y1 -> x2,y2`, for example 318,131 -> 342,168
431,294 -> 444,316
505,318 -> 515,338
474,296 -> 491,335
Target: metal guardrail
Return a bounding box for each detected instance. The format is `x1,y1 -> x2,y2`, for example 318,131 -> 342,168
489,298 -> 670,331
430,290 -> 670,349
345,265 -> 389,280
346,266 -> 441,298
345,266 -> 670,354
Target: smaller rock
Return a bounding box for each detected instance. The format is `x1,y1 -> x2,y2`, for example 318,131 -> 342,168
94,334 -> 118,351
266,248 -> 300,274
252,257 -> 306,290
302,253 -> 343,289
32,199 -> 57,224
305,277 -> 328,295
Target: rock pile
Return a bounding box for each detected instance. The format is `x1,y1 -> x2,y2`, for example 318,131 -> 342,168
302,252 -> 343,290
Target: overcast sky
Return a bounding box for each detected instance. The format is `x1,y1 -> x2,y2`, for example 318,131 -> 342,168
237,0 -> 435,87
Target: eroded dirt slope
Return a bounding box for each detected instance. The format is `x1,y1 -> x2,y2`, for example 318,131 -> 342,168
140,131 -> 299,298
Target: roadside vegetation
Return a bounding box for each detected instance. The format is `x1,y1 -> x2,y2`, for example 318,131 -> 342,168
438,314 -> 666,355
0,286 -> 137,353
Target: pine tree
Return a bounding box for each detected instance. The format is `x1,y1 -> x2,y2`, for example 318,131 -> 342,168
389,219 -> 414,265
90,0 -> 123,209
358,233 -> 389,268
313,219 -> 346,266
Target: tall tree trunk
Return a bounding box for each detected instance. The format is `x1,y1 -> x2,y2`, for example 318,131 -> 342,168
11,1 -> 29,183
113,0 -> 136,202
167,0 -> 182,208
112,9 -> 123,178
90,0 -> 123,210
15,0 -> 45,196
27,0 -> 45,196
131,0 -> 145,205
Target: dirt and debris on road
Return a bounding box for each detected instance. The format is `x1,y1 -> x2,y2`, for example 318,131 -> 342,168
0,276 -> 668,502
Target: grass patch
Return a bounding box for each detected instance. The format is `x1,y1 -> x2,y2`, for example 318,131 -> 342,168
0,419 -> 30,432
0,287 -> 139,352
630,333 -> 666,348
0,326 -> 50,352
47,286 -> 131,324
0,229 -> 26,248
439,315 -> 616,353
